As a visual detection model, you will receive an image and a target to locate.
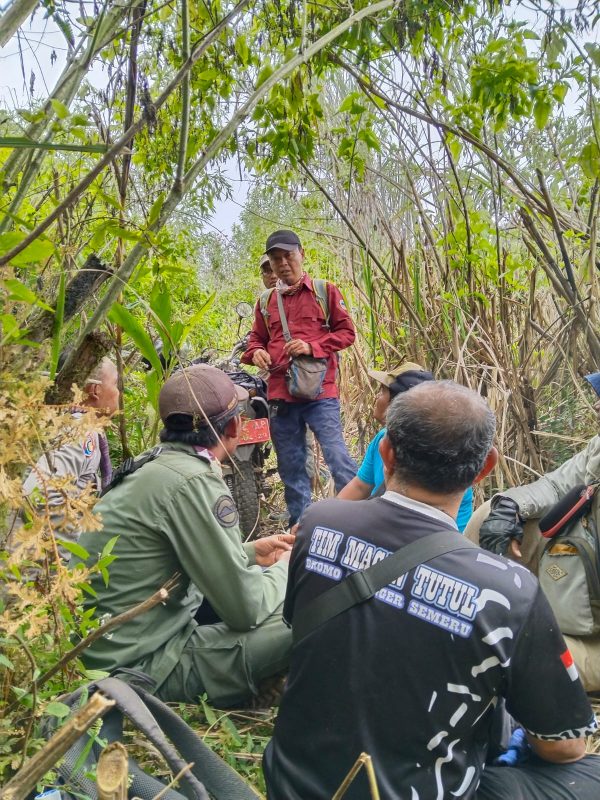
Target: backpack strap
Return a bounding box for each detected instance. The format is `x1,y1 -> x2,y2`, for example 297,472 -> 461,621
312,277 -> 330,329
95,678 -> 210,800
100,446 -> 211,497
259,280 -> 330,336
100,446 -> 163,497
259,288 -> 275,334
138,688 -> 261,800
292,530 -> 476,646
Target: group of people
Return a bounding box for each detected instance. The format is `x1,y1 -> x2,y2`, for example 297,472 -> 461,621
21,229 -> 600,798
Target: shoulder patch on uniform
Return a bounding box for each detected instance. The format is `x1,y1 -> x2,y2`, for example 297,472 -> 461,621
213,495 -> 239,528
339,298 -> 346,309
83,434 -> 96,457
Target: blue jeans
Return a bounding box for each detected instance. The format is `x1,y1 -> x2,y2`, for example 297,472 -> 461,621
270,398 -> 357,525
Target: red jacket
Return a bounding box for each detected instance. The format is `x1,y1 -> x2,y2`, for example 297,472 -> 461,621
242,275 -> 355,402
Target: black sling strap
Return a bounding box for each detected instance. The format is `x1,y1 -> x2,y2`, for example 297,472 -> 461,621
292,529 -> 477,646
100,446 -> 210,497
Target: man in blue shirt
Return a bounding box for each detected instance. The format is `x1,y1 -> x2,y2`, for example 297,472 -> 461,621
338,363 -> 474,531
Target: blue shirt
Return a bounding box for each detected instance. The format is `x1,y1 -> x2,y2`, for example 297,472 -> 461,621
356,428 -> 473,532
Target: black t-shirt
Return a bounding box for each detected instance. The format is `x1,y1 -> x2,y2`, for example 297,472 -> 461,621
263,493 -> 596,800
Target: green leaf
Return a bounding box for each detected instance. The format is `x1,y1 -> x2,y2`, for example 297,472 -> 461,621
18,108 -> 46,124
46,701 -> 71,719
256,63 -> 274,89
357,128 -> 380,151
108,302 -> 162,374
579,141 -> 600,179
110,226 -> 141,242
197,68 -> 219,88
552,82 -> 568,103
144,368 -> 160,412
150,282 -> 172,336
58,539 -> 90,561
0,233 -> 55,268
533,96 -> 551,129
100,536 -> 119,559
201,695 -> 218,726
12,687 -> 33,707
3,278 -> 54,311
181,292 -> 216,340
148,192 -> 165,227
234,34 -> 249,66
339,92 -> 360,113
84,669 -> 110,680
1,313 -> 22,342
0,653 -> 15,670
50,99 -> 70,120
584,42 -> 600,69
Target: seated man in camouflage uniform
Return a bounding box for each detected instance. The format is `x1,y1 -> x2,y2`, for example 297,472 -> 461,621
467,371 -> 600,690
74,365 -> 293,707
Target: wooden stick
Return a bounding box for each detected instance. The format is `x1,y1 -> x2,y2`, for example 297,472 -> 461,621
0,693 -> 115,800
332,752 -> 381,800
97,742 -> 129,800
35,576 -> 179,690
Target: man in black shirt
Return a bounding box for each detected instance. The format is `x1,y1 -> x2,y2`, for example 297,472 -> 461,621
263,381 -> 600,799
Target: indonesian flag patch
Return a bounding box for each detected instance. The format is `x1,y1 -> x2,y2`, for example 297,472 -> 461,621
560,649 -> 579,682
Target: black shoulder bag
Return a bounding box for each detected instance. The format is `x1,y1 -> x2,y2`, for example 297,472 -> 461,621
292,529 -> 476,646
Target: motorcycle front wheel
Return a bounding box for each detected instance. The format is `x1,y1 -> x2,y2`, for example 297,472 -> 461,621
225,458 -> 260,539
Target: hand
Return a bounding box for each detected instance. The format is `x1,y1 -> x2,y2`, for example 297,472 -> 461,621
479,495 -> 524,556
253,533 -> 295,567
252,349 -> 272,369
284,339 -> 312,357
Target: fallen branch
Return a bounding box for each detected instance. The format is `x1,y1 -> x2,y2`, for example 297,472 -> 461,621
34,575 -> 180,691
0,693 -> 115,800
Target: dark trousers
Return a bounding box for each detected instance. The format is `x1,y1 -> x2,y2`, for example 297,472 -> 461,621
477,754 -> 600,799
270,398 -> 357,525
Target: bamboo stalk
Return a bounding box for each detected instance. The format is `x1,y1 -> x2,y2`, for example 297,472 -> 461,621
332,752 -> 381,800
97,742 -> 129,800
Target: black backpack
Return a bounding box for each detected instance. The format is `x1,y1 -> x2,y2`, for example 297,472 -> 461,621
41,675 -> 259,800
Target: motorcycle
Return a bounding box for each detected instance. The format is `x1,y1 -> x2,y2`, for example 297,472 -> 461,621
194,302 -> 271,538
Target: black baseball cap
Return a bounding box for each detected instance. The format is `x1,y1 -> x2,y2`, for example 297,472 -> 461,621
265,229 -> 302,253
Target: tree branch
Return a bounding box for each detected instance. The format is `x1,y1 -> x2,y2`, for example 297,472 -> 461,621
0,0 -> 253,266
60,0 -> 399,372
33,576 -> 179,691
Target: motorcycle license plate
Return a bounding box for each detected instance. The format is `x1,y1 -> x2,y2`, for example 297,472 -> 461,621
239,418 -> 270,445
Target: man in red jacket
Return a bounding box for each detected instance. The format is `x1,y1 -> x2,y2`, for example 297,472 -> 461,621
242,230 -> 357,525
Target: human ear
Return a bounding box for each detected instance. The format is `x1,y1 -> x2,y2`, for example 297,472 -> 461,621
224,415 -> 241,439
379,434 -> 396,474
85,383 -> 100,405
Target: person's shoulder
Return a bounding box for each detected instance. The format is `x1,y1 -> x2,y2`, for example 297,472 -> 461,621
369,428 -> 386,448
141,447 -> 215,482
298,497 -> 375,532
462,544 -> 539,595
586,434 -> 600,460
